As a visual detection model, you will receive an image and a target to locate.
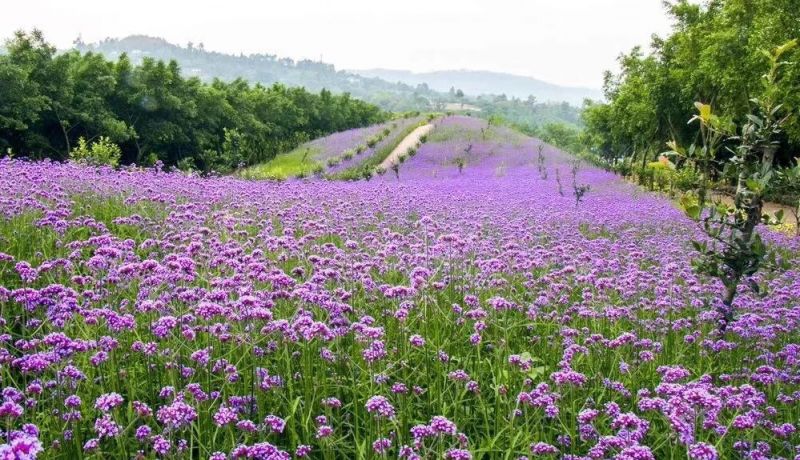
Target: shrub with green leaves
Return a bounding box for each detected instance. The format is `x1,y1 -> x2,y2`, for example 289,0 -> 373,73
69,137 -> 122,167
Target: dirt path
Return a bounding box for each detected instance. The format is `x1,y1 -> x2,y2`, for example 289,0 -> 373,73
379,124 -> 434,170
710,192 -> 796,218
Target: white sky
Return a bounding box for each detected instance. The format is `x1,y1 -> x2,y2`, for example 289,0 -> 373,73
1,0 -> 676,88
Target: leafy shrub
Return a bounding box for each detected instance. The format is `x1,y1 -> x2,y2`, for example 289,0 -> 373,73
176,157 -> 197,172
69,137 -> 122,167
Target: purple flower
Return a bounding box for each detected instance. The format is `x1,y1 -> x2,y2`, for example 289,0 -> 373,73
365,396 -> 395,419
372,437 -> 392,454
94,414 -> 121,438
530,442 -> 559,455
263,415 -> 286,434
409,335 -> 425,347
445,449 -> 473,460
0,401 -> 24,418
156,400 -> 198,429
213,406 -> 238,427
688,442 -> 718,460
94,392 -> 123,412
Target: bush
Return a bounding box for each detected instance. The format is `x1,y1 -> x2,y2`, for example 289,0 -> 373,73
177,157 -> 197,172
69,137 -> 122,167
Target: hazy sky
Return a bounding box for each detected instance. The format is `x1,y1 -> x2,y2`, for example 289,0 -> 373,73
2,0 -> 676,88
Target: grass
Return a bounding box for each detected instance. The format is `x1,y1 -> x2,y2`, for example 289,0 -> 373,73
239,146 -> 322,180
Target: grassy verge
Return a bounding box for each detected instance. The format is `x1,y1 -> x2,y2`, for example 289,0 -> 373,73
239,145 -> 322,180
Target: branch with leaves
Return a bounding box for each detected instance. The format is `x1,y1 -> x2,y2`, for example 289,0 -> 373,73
679,40 -> 797,333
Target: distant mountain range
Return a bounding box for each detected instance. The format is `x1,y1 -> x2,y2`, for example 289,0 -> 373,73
352,69 -> 602,106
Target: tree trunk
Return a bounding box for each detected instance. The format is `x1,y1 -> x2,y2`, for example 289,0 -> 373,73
718,282 -> 738,333
60,124 -> 71,159
794,203 -> 799,237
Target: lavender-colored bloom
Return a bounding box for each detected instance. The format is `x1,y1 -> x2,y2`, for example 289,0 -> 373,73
94,392 -> 123,412
156,400 -> 198,429
530,442 -> 559,455
365,395 -> 395,419
688,442 -> 718,460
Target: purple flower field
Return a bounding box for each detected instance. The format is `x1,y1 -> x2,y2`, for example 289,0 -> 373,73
0,116 -> 799,459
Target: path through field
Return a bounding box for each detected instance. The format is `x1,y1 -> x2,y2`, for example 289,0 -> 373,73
379,123 -> 433,169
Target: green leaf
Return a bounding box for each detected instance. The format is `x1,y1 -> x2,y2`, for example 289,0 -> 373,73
775,39 -> 798,59
680,194 -> 701,220
694,102 -> 712,123
527,366 -> 547,380
745,179 -> 763,193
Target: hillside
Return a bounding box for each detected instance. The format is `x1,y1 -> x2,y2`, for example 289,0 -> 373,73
75,35 -> 437,112
72,35 -> 584,128
353,68 -> 603,105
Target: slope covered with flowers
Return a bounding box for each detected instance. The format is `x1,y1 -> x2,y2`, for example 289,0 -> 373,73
0,116 -> 799,459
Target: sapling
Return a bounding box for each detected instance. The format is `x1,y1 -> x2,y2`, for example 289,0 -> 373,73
664,105 -> 731,207
555,168 -> 564,196
361,168 -> 373,182
679,40 -> 797,333
454,157 -> 466,174
537,144 -> 547,180
571,160 -> 591,207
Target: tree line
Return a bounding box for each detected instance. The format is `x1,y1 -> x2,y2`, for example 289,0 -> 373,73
0,30 -> 386,172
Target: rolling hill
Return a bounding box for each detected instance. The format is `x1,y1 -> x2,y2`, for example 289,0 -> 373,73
352,69 -> 602,106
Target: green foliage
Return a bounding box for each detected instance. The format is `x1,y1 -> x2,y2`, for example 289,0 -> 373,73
240,145 -> 323,181
476,97 -> 583,133
0,30 -> 385,171
453,156 -> 466,174
69,136 -> 122,167
680,42 -> 796,332
583,0 -> 800,176
773,158 -> 800,234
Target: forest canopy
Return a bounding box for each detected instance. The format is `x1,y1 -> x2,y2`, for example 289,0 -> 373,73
0,30 -> 386,172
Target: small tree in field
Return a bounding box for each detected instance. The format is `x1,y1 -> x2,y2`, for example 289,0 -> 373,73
537,144 -> 547,179
454,157 -> 466,174
570,160 -> 591,207
555,168 -> 565,196
679,40 -> 796,333
70,136 -> 122,167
